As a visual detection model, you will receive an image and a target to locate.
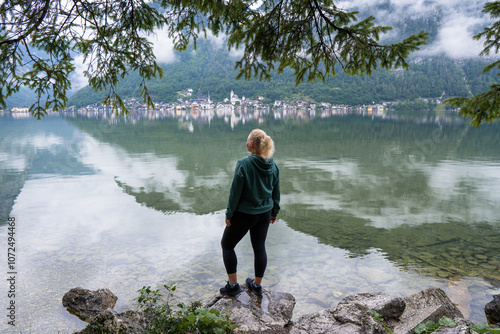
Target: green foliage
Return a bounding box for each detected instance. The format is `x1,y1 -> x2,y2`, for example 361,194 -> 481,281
136,283 -> 237,334
166,0 -> 428,85
414,316 -> 458,334
444,1 -> 500,127
0,0 -> 166,118
470,322 -> 500,334
371,310 -> 394,333
446,85 -> 500,127
414,317 -> 500,334
83,322 -> 112,334
1,0 -> 427,118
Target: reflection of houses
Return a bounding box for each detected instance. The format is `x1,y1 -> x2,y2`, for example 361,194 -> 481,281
11,107 -> 30,119
12,107 -> 30,113
190,102 -> 200,118
176,105 -> 183,117
376,105 -> 385,116
366,105 -> 385,116
216,103 -> 232,117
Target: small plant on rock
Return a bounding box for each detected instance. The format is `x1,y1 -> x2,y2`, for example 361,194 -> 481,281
371,310 -> 394,334
136,283 -> 237,334
414,316 -> 457,334
414,316 -> 500,334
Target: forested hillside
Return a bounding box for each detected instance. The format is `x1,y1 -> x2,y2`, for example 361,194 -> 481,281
68,37 -> 496,108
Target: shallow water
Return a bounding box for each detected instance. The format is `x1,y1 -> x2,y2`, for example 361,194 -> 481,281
0,112 -> 499,333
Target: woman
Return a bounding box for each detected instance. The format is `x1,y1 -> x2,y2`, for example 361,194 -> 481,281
220,129 -> 280,297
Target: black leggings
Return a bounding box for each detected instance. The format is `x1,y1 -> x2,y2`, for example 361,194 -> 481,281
221,210 -> 271,278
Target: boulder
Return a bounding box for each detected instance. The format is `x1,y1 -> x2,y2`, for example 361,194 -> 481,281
205,285 -> 295,333
62,287 -> 118,322
336,292 -> 405,321
63,286 -> 490,334
290,308 -> 366,334
392,288 -> 465,334
485,294 -> 500,326
290,292 -> 402,334
76,309 -> 149,334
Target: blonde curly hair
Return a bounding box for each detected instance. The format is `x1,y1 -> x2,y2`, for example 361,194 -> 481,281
248,129 -> 275,159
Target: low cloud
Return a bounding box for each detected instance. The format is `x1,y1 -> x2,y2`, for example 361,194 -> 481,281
337,0 -> 490,59
69,54 -> 88,92
149,28 -> 178,64
419,11 -> 486,58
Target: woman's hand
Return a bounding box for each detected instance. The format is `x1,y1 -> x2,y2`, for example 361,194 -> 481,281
225,218 -> 231,227
270,216 -> 277,224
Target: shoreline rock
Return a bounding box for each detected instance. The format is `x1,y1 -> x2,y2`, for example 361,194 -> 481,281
485,294 -> 500,327
63,287 -> 499,334
62,287 -> 118,323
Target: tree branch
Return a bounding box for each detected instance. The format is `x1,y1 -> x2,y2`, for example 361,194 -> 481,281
0,0 -> 52,46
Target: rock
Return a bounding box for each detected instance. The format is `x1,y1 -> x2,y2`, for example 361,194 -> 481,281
290,308 -> 359,334
205,285 -> 295,333
76,309 -> 149,334
485,294 -> 500,326
291,292 -> 402,334
62,286 -> 490,334
62,287 -> 118,322
336,292 -> 405,321
392,288 -> 465,334
333,302 -> 386,333
433,326 -> 470,334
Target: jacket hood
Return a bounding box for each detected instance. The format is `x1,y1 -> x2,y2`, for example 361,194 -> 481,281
248,154 -> 275,175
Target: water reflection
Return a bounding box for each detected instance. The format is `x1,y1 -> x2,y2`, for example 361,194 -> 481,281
0,114 -> 499,333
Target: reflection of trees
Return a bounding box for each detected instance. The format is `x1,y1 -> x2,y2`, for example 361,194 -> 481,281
283,204 -> 500,280
69,116 -> 500,280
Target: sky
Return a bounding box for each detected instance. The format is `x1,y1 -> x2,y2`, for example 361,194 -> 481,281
70,0 -> 493,91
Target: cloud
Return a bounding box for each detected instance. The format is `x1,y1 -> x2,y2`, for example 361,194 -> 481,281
419,11 -> 486,58
69,54 -> 88,92
149,28 -> 178,64
336,0 -> 490,59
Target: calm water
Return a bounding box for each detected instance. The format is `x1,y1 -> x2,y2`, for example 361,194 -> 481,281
0,111 -> 499,333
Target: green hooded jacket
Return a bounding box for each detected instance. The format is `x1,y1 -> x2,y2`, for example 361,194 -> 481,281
225,154 -> 280,220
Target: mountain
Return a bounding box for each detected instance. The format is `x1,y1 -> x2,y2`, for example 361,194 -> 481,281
68,38 -> 496,108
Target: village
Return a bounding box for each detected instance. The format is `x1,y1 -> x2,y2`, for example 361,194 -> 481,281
3,89 -> 387,125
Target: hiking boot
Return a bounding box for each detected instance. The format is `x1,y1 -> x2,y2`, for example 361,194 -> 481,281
220,282 -> 242,296
246,278 -> 263,296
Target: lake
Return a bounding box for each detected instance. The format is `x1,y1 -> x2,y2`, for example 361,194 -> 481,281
0,109 -> 499,333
